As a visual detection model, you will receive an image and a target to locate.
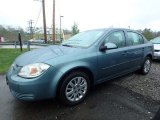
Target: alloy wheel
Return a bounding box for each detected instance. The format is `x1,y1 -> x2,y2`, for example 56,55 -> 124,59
143,59 -> 151,73
65,76 -> 87,102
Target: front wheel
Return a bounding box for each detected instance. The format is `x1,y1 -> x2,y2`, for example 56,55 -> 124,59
58,71 -> 90,106
140,57 -> 151,75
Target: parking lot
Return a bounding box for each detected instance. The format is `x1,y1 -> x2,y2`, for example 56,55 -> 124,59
0,61 -> 160,120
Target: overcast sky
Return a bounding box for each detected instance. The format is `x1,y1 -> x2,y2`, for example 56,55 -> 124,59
0,0 -> 160,31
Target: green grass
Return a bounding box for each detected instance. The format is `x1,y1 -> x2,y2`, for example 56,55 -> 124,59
0,48 -> 28,74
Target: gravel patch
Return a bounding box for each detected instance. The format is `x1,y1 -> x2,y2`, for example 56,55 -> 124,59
114,61 -> 160,101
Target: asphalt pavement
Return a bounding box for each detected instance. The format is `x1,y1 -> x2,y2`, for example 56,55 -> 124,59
0,44 -> 45,49
0,73 -> 160,120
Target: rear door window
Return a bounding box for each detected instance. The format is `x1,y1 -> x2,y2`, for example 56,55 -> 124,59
127,32 -> 144,46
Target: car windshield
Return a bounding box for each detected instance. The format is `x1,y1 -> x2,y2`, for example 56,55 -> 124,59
61,30 -> 105,47
151,37 -> 160,44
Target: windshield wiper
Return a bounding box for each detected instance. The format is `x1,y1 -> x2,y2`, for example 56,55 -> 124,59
62,44 -> 73,47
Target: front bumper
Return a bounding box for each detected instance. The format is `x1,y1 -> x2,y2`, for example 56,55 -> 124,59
6,76 -> 48,101
153,51 -> 160,59
6,66 -> 59,101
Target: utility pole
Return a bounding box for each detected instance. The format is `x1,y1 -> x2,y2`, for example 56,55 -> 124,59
28,20 -> 34,39
60,16 -> 64,43
52,0 -> 56,44
42,0 -> 47,43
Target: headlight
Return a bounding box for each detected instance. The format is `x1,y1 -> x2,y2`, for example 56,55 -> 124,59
18,63 -> 50,78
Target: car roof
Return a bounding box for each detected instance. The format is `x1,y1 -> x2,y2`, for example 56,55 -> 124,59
84,28 -> 135,32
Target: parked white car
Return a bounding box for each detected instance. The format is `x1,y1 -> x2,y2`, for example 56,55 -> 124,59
151,37 -> 160,59
29,39 -> 45,43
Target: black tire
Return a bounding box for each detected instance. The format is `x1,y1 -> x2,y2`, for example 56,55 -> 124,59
58,71 -> 90,106
140,57 -> 151,75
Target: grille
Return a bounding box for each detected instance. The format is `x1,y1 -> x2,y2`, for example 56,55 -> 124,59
13,64 -> 19,71
11,64 -> 21,74
155,50 -> 160,52
11,90 -> 35,100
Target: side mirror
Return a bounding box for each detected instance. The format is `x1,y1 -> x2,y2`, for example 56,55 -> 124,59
100,43 -> 118,51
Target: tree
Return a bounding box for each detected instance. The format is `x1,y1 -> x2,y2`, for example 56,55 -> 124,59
63,29 -> 71,35
142,28 -> 154,40
71,22 -> 79,36
0,25 -> 30,41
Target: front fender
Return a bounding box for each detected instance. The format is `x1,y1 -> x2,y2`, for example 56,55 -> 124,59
49,60 -> 98,97
59,61 -> 96,74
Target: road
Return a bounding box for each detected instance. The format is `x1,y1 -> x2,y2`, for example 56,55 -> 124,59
0,70 -> 160,120
0,44 -> 46,49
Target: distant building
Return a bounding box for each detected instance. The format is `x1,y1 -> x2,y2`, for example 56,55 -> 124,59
0,36 -> 5,43
33,27 -> 71,42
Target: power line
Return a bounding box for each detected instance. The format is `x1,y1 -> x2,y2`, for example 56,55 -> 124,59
34,6 -> 42,28
33,0 -> 47,43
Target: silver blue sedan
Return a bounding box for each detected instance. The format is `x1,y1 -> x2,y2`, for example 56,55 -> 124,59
6,28 -> 153,105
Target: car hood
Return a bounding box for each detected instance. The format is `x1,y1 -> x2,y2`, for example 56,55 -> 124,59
153,44 -> 160,50
15,45 -> 82,66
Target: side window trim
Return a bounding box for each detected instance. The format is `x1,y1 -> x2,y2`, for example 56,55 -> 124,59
138,34 -> 144,44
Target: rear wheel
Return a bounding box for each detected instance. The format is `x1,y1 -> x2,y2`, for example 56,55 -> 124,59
140,57 -> 151,75
59,71 -> 90,106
